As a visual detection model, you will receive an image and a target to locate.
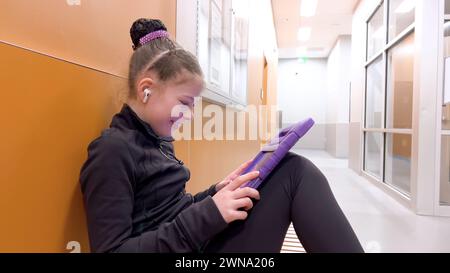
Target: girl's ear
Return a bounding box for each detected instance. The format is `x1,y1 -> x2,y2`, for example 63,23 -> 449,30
136,77 -> 155,102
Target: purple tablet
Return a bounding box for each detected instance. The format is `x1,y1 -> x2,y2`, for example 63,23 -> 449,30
239,118 -> 315,189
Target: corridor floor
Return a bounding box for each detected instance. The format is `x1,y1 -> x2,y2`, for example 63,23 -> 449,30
280,149 -> 450,253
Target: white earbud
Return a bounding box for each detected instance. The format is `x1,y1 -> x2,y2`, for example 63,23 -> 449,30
143,88 -> 152,103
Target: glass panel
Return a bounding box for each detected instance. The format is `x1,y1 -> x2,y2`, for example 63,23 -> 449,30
442,7 -> 450,206
385,133 -> 412,195
230,0 -> 249,103
443,21 -> 450,130
365,56 -> 384,128
208,0 -> 231,95
386,33 -> 414,129
367,3 -> 385,59
364,132 -> 382,178
444,105 -> 450,130
388,0 -> 415,41
441,135 -> 450,206
198,0 -> 210,81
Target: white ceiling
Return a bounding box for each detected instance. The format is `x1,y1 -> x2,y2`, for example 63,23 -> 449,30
272,0 -> 360,59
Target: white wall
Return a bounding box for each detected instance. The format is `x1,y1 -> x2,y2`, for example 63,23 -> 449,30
278,58 -> 328,124
326,35 -> 352,158
277,37 -> 352,154
327,36 -> 352,125
277,58 -> 328,149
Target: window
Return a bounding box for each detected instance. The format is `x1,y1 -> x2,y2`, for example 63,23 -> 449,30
388,0 -> 415,41
441,1 -> 450,206
176,0 -> 250,106
364,132 -> 383,179
386,33 -> 414,129
207,0 -> 231,93
385,133 -> 412,194
440,135 -> 450,206
230,0 -> 249,104
367,3 -> 385,59
365,57 -> 384,128
443,19 -> 450,131
363,0 -> 414,196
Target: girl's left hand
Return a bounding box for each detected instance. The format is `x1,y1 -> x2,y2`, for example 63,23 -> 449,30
215,159 -> 253,192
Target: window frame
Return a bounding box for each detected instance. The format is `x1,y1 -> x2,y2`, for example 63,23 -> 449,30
362,0 -> 415,198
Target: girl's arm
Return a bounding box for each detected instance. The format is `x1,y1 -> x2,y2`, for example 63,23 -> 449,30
192,183 -> 218,202
80,136 -> 228,253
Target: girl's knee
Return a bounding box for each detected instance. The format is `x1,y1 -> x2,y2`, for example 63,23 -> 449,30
282,152 -> 328,189
282,152 -> 314,173
262,152 -> 328,195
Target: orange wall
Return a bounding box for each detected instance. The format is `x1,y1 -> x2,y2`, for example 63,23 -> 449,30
0,42 -> 126,252
0,0 -> 278,252
0,0 -> 176,78
0,0 -> 177,253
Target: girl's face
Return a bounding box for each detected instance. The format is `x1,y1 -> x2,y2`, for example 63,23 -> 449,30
136,69 -> 204,137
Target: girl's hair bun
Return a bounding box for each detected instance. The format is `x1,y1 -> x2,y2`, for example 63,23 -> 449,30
130,18 -> 167,49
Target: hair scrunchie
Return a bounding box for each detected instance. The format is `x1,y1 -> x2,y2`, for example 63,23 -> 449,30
139,30 -> 169,46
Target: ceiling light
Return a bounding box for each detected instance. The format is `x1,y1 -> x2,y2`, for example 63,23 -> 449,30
300,0 -> 318,17
297,27 -> 311,41
395,0 -> 415,14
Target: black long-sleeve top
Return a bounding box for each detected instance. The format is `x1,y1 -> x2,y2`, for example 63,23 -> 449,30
79,104 -> 228,253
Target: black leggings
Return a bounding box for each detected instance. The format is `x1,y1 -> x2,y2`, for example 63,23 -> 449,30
202,152 -> 364,253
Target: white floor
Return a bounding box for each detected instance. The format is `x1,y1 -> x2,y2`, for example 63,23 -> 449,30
288,148 -> 450,253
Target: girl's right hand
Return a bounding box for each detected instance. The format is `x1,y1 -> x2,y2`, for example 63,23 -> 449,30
212,170 -> 260,224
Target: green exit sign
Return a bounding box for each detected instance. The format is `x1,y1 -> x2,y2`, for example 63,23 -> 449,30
298,57 -> 309,64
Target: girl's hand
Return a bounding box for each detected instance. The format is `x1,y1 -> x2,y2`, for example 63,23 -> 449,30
215,159 -> 253,192
212,168 -> 260,224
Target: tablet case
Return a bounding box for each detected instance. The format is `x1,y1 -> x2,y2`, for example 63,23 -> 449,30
239,118 -> 315,189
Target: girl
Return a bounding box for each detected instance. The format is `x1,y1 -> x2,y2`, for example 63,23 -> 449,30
79,18 -> 364,253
